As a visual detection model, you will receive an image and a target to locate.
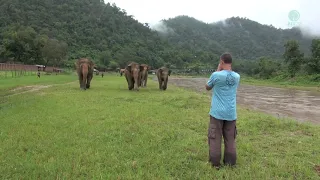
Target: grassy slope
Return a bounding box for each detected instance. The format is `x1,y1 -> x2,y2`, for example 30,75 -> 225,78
0,74 -> 319,179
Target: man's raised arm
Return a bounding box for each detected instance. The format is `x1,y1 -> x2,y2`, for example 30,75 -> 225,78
205,72 -> 217,91
205,63 -> 222,91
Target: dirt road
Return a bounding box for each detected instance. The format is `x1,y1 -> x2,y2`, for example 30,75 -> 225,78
166,77 -> 320,124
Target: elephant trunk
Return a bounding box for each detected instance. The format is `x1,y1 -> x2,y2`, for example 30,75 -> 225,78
141,70 -> 147,86
81,64 -> 88,89
133,70 -> 140,91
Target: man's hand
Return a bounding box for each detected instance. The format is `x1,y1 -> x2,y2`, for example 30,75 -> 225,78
205,84 -> 212,91
216,63 -> 222,71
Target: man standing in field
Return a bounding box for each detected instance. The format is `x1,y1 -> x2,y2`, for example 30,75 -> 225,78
205,53 -> 240,169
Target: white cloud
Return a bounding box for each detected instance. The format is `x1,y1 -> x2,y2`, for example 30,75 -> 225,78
149,21 -> 174,34
105,0 -> 320,37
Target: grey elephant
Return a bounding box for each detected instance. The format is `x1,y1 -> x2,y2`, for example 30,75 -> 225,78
156,67 -> 171,90
139,64 -> 150,87
124,62 -> 143,91
75,58 -> 94,90
119,69 -> 125,76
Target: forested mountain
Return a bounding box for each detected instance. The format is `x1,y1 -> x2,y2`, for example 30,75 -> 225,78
0,0 -> 318,71
161,15 -> 313,60
0,0 -> 173,68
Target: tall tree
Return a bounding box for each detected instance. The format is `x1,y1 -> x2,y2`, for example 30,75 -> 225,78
257,57 -> 280,79
98,50 -> 112,68
1,25 -> 40,64
283,40 -> 304,77
307,39 -> 320,73
41,38 -> 68,69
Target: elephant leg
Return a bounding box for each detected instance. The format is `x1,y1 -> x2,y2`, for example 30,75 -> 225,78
133,75 -> 140,91
125,73 -> 134,90
125,74 -> 130,89
78,74 -> 83,89
133,79 -> 138,91
144,76 -> 148,87
139,75 -> 142,87
82,75 -> 87,90
130,78 -> 135,90
158,80 -> 162,90
163,77 -> 168,91
125,74 -> 129,89
86,73 -> 93,89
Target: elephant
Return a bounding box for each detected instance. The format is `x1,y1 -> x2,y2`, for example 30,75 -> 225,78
156,67 -> 172,91
139,64 -> 150,87
75,58 -> 94,90
119,69 -> 125,76
124,62 -> 143,91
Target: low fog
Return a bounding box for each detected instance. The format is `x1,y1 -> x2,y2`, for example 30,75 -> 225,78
149,21 -> 174,35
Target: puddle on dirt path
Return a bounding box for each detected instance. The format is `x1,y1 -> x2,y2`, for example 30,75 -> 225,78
167,77 -> 320,124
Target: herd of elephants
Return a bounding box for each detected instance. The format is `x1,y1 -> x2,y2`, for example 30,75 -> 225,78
75,58 -> 172,91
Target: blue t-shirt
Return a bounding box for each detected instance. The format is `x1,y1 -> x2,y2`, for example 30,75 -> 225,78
206,70 -> 240,121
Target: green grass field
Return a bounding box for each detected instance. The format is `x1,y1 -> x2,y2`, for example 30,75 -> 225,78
1,74 -> 319,179
0,74 -> 76,97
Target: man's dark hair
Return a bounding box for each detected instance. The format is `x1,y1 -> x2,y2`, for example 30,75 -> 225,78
220,53 -> 232,64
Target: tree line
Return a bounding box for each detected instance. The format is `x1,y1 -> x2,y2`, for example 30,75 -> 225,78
0,0 -> 319,80
230,39 -> 320,79
0,25 -> 67,70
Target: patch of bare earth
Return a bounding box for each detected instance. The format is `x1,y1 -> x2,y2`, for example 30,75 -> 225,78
8,85 -> 52,97
4,81 -> 76,98
163,77 -> 320,124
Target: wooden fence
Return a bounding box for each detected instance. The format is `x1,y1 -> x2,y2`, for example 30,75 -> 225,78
0,63 -> 58,72
0,63 -> 65,78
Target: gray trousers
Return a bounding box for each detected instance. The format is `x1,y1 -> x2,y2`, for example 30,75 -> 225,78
208,115 -> 237,167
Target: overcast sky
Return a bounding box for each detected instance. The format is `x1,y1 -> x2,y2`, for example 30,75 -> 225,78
105,0 -> 320,36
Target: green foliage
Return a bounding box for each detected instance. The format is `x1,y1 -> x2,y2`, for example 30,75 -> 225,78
283,40 -> 304,77
307,39 -> 320,73
0,0 -> 170,68
0,0 -> 319,79
41,38 -> 68,67
257,57 -> 281,79
162,16 -> 313,60
97,50 -> 112,68
0,24 -> 67,66
108,60 -> 119,70
1,25 -> 41,63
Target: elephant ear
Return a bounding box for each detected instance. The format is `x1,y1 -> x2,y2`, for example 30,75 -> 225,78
139,65 -> 144,72
168,70 -> 172,76
126,64 -> 132,72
